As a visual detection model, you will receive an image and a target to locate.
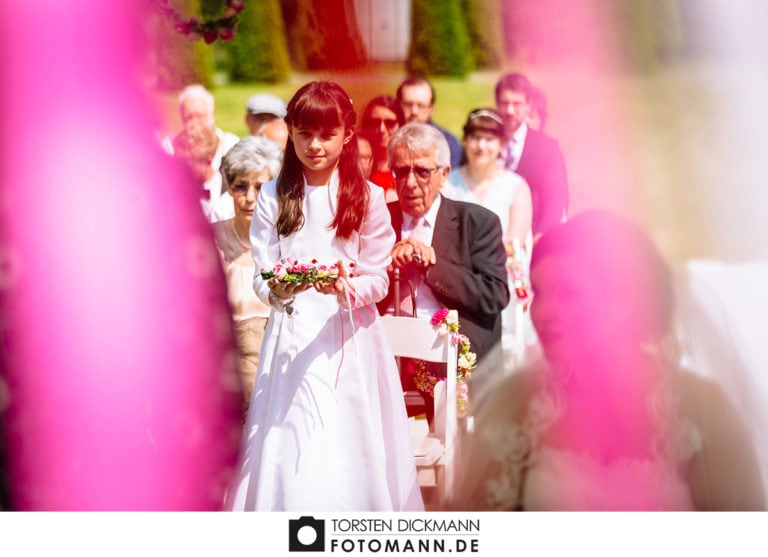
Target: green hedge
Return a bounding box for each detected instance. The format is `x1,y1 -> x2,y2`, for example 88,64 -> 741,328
463,0 -> 505,70
407,0 -> 474,77
227,0 -> 290,82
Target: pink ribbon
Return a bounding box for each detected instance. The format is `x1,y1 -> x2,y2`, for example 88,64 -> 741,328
334,277 -> 375,388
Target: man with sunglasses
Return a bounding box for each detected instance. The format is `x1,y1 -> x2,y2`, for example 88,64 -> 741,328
377,123 -> 510,412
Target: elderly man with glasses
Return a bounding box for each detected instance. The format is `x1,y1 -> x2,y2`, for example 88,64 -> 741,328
377,122 -> 510,415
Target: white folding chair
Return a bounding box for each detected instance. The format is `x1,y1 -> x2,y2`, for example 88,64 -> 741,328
380,314 -> 458,503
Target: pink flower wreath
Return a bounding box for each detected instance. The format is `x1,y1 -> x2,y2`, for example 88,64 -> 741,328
405,308 -> 476,418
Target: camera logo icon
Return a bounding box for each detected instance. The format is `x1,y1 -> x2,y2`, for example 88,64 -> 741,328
288,516 -> 325,552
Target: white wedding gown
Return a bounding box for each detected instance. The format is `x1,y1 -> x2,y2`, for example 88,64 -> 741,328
676,259 -> 768,501
227,176 -> 423,511
451,259 -> 768,511
522,446 -> 696,511
456,375 -> 701,511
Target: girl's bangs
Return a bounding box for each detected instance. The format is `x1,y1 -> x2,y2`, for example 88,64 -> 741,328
289,94 -> 344,131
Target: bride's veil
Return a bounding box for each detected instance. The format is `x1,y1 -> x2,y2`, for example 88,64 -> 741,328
674,260 -> 768,500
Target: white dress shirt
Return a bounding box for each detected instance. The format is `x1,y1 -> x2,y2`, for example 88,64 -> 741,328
399,195 -> 443,319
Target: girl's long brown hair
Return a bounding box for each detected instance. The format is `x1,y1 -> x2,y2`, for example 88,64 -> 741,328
276,81 -> 369,240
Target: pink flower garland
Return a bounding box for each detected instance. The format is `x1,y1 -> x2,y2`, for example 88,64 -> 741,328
505,242 -> 531,305
260,257 -> 355,285
406,308 -> 476,418
260,257 -> 365,389
155,0 -> 245,44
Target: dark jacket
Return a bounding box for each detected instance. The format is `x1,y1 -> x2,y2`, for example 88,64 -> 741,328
515,128 -> 569,237
430,120 -> 464,170
378,197 -> 510,373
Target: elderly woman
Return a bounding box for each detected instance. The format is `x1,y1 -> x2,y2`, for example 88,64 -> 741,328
213,136 -> 283,417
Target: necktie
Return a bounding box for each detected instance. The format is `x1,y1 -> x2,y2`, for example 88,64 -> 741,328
397,217 -> 428,316
410,216 -> 429,243
502,140 -> 516,171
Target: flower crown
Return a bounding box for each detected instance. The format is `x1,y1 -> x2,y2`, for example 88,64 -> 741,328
260,258 -> 353,285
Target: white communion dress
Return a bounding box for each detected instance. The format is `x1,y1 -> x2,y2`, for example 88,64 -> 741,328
227,174 -> 424,511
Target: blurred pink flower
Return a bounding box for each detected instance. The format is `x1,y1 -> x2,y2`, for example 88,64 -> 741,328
431,307 -> 449,326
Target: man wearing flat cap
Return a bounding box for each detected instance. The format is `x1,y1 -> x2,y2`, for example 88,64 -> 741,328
245,93 -> 288,150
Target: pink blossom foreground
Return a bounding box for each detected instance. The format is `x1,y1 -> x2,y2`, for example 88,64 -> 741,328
0,1 -> 241,510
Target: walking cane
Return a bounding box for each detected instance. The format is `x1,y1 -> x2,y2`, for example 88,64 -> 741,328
393,268 -> 400,317
393,268 -> 401,376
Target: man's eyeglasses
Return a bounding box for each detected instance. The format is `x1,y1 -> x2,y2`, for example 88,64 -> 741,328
231,183 -> 263,196
401,102 -> 431,111
364,118 -> 399,132
391,165 -> 442,182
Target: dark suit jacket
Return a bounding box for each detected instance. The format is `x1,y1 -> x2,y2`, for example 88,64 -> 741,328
430,120 -> 463,169
516,128 -> 569,237
378,197 -> 510,376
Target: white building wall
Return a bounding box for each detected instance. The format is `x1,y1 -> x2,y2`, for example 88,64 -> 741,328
353,0 -> 411,62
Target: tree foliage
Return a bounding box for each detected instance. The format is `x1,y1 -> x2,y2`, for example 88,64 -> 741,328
407,0 -> 474,77
145,0 -> 213,91
613,0 -> 685,70
227,0 -> 290,82
281,0 -> 367,71
500,0 -> 688,71
462,0 -> 505,69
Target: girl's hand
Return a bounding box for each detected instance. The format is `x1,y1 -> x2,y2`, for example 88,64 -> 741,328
314,259 -> 350,297
268,278 -> 312,300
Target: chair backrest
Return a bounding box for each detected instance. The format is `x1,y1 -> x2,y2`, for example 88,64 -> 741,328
380,315 -> 458,487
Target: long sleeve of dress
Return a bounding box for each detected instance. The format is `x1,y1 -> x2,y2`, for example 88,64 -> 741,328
249,179 -> 281,307
340,184 -> 394,308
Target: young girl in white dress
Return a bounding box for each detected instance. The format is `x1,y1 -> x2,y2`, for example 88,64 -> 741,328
226,81 -> 424,512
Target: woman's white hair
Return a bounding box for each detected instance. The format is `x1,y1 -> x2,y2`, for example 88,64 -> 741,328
220,135 -> 284,186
